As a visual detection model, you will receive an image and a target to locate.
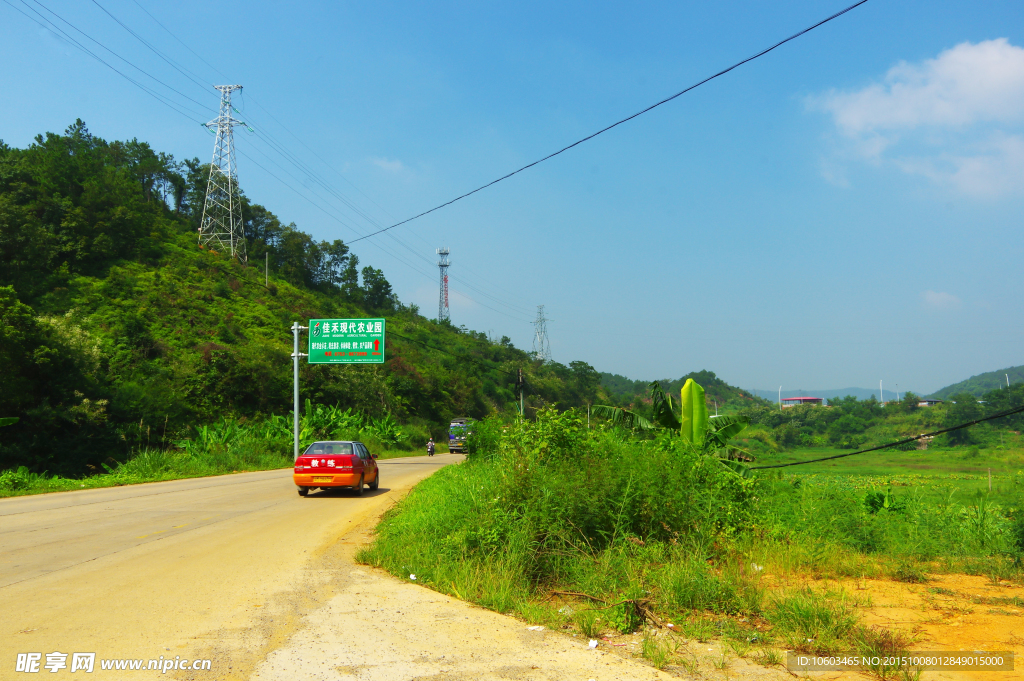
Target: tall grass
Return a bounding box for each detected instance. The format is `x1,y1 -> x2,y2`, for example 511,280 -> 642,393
0,402 -> 430,497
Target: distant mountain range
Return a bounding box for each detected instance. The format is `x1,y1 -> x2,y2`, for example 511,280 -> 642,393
749,388 -> 911,404
928,365 -> 1024,399
604,363 -> 1024,407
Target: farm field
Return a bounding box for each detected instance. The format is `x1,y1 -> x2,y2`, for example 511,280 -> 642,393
755,446 -> 1024,503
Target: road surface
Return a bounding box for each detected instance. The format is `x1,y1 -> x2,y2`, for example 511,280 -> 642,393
0,455 -> 462,678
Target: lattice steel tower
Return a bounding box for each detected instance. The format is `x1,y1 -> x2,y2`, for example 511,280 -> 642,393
437,247 -> 450,323
199,85 -> 247,262
532,305 -> 551,362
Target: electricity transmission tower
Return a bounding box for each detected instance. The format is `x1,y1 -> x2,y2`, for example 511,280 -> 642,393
437,247 -> 450,323
532,305 -> 551,362
199,85 -> 247,262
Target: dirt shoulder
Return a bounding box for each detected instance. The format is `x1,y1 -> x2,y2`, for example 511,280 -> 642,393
206,488 -> 675,681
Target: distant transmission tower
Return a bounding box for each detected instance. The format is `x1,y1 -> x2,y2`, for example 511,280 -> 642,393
437,247 -> 450,323
199,85 -> 247,262
532,305 -> 552,362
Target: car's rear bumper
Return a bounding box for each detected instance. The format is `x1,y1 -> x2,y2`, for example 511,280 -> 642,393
294,473 -> 360,487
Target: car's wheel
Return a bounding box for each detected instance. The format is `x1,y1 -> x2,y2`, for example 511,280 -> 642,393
354,475 -> 364,496
297,487 -> 309,497
370,469 -> 379,490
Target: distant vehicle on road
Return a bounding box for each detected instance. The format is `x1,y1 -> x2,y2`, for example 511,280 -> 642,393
447,417 -> 474,453
294,441 -> 379,497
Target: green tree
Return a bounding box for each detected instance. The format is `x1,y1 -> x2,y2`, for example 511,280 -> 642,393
361,266 -> 395,311
944,392 -> 983,445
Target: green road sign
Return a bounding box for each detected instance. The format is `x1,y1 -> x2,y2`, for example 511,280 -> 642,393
308,318 -> 385,364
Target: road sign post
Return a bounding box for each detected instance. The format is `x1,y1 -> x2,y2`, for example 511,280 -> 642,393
289,319 -> 386,462
291,322 -> 308,461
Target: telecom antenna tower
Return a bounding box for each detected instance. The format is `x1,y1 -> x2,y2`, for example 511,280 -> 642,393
199,85 -> 247,262
532,305 -> 551,362
437,247 -> 450,323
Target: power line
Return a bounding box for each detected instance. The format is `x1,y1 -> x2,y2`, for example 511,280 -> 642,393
30,0 -> 213,113
348,0 -> 870,245
749,403 -> 1024,470
3,0 -> 205,123
88,0 -> 211,94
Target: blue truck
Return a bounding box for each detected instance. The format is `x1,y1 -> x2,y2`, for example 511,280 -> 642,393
447,417 -> 474,453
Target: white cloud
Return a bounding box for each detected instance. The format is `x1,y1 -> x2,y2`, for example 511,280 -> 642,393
817,39 -> 1024,134
371,157 -> 405,173
810,39 -> 1024,197
895,132 -> 1024,197
921,290 -> 961,310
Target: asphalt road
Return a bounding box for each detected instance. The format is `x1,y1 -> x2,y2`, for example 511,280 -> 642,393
0,454 -> 462,678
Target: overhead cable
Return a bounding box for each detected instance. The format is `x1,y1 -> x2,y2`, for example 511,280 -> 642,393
348,0 -> 870,244
4,0 -> 206,122
749,403 -> 1024,470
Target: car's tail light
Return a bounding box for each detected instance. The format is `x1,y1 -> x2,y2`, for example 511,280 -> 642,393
335,455 -> 354,471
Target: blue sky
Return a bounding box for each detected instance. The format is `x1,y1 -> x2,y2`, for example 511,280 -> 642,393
2,0 -> 1023,394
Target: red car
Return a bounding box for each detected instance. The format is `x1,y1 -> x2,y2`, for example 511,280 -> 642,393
293,441 -> 379,497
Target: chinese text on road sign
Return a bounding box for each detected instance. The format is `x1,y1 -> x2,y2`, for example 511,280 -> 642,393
308,319 -> 385,364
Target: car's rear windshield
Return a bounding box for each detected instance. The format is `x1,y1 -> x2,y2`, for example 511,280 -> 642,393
304,442 -> 353,455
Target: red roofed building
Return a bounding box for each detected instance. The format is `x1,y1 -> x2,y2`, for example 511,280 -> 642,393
781,396 -> 824,408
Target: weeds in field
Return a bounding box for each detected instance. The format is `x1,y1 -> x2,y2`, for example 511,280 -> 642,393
753,648 -> 782,667
857,627 -> 914,680
640,630 -> 673,669
767,587 -> 859,654
893,562 -> 929,583
358,408 -> 1024,669
574,609 -> 602,638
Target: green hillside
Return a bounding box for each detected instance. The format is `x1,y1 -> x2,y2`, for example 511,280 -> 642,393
0,122 -> 606,476
929,365 -> 1024,399
600,369 -> 767,413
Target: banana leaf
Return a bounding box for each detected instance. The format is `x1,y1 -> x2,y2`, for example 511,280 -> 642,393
648,382 -> 681,430
705,414 -> 748,450
716,457 -> 753,478
679,378 -> 708,445
590,405 -> 655,430
0,417 -> 18,428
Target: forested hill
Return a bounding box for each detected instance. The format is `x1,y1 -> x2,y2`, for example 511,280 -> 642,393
929,365 -> 1024,399
0,122 -> 607,475
600,370 -> 767,412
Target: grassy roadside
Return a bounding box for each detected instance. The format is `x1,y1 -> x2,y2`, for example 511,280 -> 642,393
358,410 -> 1024,674
0,446 -> 430,499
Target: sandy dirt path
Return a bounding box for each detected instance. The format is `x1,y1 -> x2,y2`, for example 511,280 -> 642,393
2,454 -> 674,680
0,456 -> 459,678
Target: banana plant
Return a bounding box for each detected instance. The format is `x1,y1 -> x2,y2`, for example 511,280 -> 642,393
593,379 -> 752,475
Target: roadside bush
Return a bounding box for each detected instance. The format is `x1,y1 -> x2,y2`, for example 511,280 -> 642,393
360,408 -> 759,624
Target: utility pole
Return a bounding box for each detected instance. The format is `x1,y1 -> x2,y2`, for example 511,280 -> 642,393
779,386 -> 782,411
199,85 -> 247,262
265,252 -> 268,287
437,247 -> 450,323
518,368 -> 524,418
532,305 -> 552,363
